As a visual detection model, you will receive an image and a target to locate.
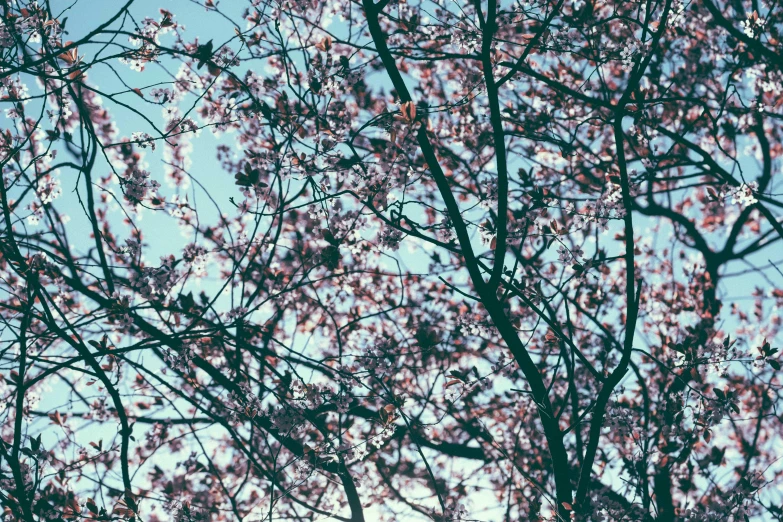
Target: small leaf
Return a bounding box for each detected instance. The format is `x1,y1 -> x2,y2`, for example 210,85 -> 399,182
124,491 -> 139,512
50,411 -> 63,426
399,101 -> 416,123
315,36 -> 332,52
86,498 -> 98,514
671,343 -> 686,353
113,498 -> 135,518
322,228 -> 338,246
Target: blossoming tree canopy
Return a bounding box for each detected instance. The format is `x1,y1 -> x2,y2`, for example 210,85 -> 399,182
1,0 -> 783,520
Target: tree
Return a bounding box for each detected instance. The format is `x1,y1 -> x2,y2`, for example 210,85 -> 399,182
1,0 -> 782,520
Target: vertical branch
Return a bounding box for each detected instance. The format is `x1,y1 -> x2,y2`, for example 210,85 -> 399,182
9,286 -> 36,522
575,116 -> 640,509
362,2 -> 574,517
575,0 -> 672,510
480,0 -> 508,290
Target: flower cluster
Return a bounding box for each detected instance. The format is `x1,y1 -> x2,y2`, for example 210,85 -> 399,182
557,244 -> 584,263
26,204 -> 44,226
437,217 -> 456,243
129,257 -> 177,299
36,171 -> 62,205
333,392 -> 352,413
564,178 -> 641,232
667,0 -> 686,28
358,338 -> 394,376
367,423 -> 397,451
227,383 -> 263,422
590,486 -> 646,520
378,226 -> 404,251
11,2 -> 62,45
291,379 -> 335,410
163,343 -> 195,371
0,462 -> 34,495
225,306 -> 248,323
164,499 -> 208,522
678,472 -> 764,521
452,21 -> 481,53
457,313 -> 493,338
118,238 -> 141,259
491,353 -> 518,378
182,243 -> 210,275
120,168 -> 161,204
722,182 -> 758,207
740,11 -> 765,38
443,500 -> 469,521
110,292 -> 134,330
478,220 -> 496,247
131,132 -> 156,150
268,404 -> 306,434
619,38 -> 646,71
479,178 -> 499,210
212,46 -> 238,68
605,401 -> 640,440
122,11 -> 175,71
293,460 -> 314,481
